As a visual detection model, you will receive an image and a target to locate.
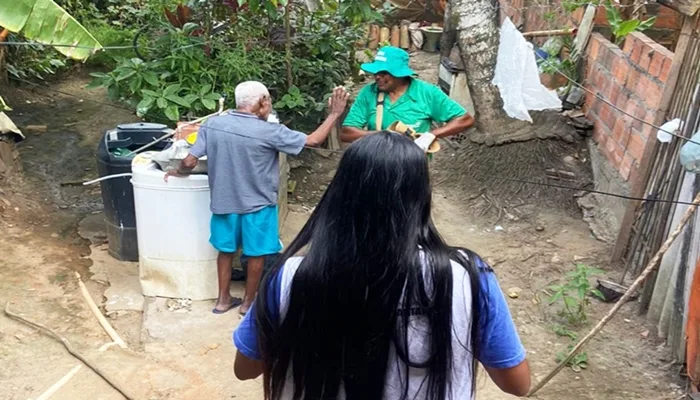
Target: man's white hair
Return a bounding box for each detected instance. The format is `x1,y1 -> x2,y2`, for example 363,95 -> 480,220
235,81 -> 270,108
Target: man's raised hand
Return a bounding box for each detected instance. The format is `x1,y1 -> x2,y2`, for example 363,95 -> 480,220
329,86 -> 349,116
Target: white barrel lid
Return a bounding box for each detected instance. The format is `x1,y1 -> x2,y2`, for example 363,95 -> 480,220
131,151 -> 209,189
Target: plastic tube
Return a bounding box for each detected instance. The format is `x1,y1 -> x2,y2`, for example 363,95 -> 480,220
82,173 -> 132,186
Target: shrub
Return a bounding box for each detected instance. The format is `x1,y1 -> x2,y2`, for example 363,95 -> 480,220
90,1 -> 371,128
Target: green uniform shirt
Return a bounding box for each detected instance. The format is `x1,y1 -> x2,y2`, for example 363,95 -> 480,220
342,78 -> 467,133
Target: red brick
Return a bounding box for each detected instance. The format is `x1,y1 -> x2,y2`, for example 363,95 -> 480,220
598,43 -> 610,65
597,103 -> 608,123
653,6 -> 683,30
629,39 -> 643,64
642,78 -> 664,108
594,6 -> 608,25
592,122 -> 608,146
616,90 -> 631,110
623,101 -> 638,128
600,105 -> 615,131
622,34 -> 637,56
636,75 -> 662,108
589,37 -> 601,61
619,152 -> 635,181
605,137 -> 624,167
626,131 -> 648,162
635,75 -> 648,100
605,48 -> 623,72
632,106 -> 647,130
592,97 -> 604,115
659,58 -> 673,83
626,68 -> 640,90
640,123 -> 654,140
639,46 -> 654,71
613,119 -> 631,145
644,109 -> 656,124
584,91 -> 596,112
612,58 -> 631,85
648,51 -> 665,77
610,83 -> 621,106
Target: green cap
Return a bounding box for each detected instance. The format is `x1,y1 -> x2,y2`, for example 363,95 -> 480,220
361,46 -> 416,78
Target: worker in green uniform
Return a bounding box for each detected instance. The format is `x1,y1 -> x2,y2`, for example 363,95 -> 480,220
340,46 -> 474,144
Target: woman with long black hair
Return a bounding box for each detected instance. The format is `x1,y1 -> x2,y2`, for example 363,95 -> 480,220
233,131 -> 530,399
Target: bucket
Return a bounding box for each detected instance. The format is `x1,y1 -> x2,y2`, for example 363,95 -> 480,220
420,26 -> 443,53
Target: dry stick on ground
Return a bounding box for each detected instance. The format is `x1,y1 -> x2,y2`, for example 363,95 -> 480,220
36,364 -> 82,400
75,271 -> 127,349
4,302 -> 138,400
527,191 -> 700,397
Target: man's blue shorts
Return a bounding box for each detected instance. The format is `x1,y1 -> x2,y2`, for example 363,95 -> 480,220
210,205 -> 283,256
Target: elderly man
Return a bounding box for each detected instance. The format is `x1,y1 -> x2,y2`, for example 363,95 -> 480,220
167,82 -> 349,315
341,46 -> 474,144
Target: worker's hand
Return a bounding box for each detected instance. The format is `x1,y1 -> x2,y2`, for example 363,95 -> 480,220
328,86 -> 350,117
164,169 -> 185,182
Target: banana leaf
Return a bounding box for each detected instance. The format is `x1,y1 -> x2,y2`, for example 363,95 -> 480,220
0,0 -> 102,60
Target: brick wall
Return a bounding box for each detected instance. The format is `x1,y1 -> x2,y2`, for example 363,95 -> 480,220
498,0 -> 682,49
584,32 -> 674,183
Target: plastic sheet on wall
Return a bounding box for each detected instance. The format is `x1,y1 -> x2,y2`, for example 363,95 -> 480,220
492,18 -> 562,122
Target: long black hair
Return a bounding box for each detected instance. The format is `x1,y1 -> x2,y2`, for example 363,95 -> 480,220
256,131 -> 486,400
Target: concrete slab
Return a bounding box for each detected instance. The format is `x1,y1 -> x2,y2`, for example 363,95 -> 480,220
89,244 -> 143,312
78,212 -> 108,245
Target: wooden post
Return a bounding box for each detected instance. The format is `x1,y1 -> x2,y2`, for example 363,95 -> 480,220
611,16 -> 695,263
369,24 -> 379,49
379,27 -> 390,44
390,25 -> 400,47
400,22 -> 410,49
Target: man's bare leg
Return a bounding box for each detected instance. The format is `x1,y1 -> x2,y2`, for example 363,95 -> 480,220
240,256 -> 264,315
214,251 -> 235,312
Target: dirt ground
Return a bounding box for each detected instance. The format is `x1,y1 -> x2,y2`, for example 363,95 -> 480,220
0,58 -> 687,400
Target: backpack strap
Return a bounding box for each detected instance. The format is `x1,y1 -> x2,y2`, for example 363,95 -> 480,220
375,92 -> 385,131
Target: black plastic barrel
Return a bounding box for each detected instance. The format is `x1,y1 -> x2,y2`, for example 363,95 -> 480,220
96,123 -> 172,261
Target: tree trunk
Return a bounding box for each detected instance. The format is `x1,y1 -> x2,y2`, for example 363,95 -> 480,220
447,0 -> 542,145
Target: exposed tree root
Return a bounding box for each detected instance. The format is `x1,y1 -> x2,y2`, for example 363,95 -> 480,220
433,124 -> 592,217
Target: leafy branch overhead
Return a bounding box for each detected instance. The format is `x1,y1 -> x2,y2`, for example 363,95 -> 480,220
87,0 -> 373,125
0,0 -> 102,60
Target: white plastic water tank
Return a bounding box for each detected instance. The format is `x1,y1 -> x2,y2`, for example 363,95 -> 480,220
131,152 -> 218,300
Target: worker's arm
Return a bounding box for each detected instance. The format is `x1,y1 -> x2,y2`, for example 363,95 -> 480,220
432,114 -> 475,138
429,85 -> 474,139
164,123 -> 208,182
475,267 -> 531,396
164,154 -> 198,181
485,361 -> 531,397
234,352 -> 264,380
305,87 -> 350,147
339,126 -> 376,142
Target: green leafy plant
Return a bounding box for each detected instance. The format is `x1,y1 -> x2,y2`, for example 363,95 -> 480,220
4,35 -> 67,80
138,84 -> 192,121
556,343 -> 589,372
605,1 -> 656,46
552,324 -> 578,340
89,0 -> 371,126
274,86 -> 311,115
548,263 -> 605,326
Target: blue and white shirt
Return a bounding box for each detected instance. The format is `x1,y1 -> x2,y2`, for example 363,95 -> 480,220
234,255 -> 526,399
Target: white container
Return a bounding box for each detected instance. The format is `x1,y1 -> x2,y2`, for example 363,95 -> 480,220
131,152 -> 218,300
